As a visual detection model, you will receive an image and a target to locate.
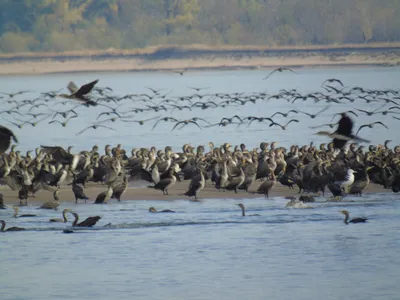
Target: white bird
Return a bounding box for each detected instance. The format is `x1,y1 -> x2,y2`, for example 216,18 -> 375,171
334,169 -> 356,193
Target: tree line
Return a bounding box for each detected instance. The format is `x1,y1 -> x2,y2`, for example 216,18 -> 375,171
0,0 -> 399,53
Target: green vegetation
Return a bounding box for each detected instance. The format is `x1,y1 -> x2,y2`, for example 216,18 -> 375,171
0,0 -> 399,53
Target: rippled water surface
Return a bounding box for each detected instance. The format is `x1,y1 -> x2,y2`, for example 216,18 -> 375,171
1,194 -> 400,300
1,67 -> 400,299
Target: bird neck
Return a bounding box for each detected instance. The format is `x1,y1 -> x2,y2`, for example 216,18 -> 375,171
343,214 -> 349,224
72,214 -> 79,226
0,221 -> 5,232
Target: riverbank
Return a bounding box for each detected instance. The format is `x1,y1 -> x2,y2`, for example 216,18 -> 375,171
0,43 -> 399,75
0,182 -> 390,207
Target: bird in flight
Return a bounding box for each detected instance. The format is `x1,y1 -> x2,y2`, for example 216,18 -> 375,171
322,78 -> 344,87
172,69 -> 188,76
171,119 -> 202,131
298,106 -> 330,119
356,122 -> 388,135
76,124 -> 115,136
269,119 -> 299,130
263,67 -> 297,80
315,112 -> 370,149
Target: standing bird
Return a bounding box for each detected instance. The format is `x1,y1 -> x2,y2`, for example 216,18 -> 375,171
94,186 -> 113,204
111,176 -> 128,202
263,67 -> 297,80
256,168 -> 277,199
72,181 -> 89,203
340,210 -> 367,224
0,125 -> 18,154
184,170 -> 205,200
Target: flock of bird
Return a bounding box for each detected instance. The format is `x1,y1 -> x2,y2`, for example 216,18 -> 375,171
0,72 -> 400,135
0,69 -> 400,233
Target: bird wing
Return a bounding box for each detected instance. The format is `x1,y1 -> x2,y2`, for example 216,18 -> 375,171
40,145 -> 74,163
356,125 -> 368,135
374,122 -> 388,129
67,81 -> 79,94
263,69 -> 278,80
73,80 -> 99,97
335,114 -> 353,135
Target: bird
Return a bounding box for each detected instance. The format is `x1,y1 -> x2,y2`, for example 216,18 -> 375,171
148,207 -> 175,213
315,112 -> 370,149
322,78 -> 344,87
172,68 -> 188,75
269,119 -> 299,130
72,181 -> 89,204
12,207 -> 37,218
298,106 -> 330,119
270,110 -> 299,118
340,210 -> 367,224
48,115 -> 77,127
356,122 -> 388,135
49,209 -> 71,222
69,211 -> 101,227
171,119 -> 202,131
334,169 -> 357,194
66,79 -> 99,101
0,125 -> 18,154
0,220 -> 25,232
187,86 -> 209,92
235,203 -> 260,217
76,124 -> 115,135
184,170 -> 205,200
152,117 -> 179,130
263,67 -> 297,80
94,186 -> 113,204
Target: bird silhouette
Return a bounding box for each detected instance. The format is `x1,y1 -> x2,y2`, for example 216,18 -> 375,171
356,122 -> 388,135
263,67 -> 297,80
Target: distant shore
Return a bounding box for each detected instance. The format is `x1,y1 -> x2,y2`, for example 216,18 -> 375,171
0,182 -> 390,207
0,43 -> 399,75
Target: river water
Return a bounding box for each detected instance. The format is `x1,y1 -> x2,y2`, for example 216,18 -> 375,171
0,67 -> 400,300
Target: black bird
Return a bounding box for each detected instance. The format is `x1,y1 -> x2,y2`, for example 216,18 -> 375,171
270,110 -> 299,118
316,112 -> 370,149
340,210 -> 367,224
172,119 -> 202,131
68,79 -> 99,100
298,106 -> 330,119
263,67 -> 297,80
356,122 -> 388,135
0,125 -> 18,154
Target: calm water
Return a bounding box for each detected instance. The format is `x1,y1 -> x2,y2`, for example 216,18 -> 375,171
1,67 -> 400,300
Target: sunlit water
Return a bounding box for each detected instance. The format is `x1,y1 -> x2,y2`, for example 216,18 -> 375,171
1,67 -> 400,299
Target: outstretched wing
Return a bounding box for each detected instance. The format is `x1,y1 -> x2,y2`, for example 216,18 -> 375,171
40,145 -> 74,164
67,81 -> 79,94
73,80 -> 99,97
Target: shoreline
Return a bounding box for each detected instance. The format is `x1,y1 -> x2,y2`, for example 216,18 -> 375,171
0,182 -> 391,207
0,43 -> 399,75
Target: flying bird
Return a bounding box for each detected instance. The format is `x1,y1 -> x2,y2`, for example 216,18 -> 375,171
76,124 -> 116,136
315,112 -> 370,149
356,122 -> 388,135
263,67 -> 297,80
269,119 -> 299,130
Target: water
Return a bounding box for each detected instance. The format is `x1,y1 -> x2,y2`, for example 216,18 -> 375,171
0,67 -> 399,152
1,67 -> 400,299
0,193 -> 400,300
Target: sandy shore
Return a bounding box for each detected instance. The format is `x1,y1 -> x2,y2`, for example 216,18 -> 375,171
0,52 -> 399,76
0,181 -> 390,207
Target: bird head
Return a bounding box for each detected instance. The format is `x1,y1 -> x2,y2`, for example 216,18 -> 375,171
339,210 -> 349,216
